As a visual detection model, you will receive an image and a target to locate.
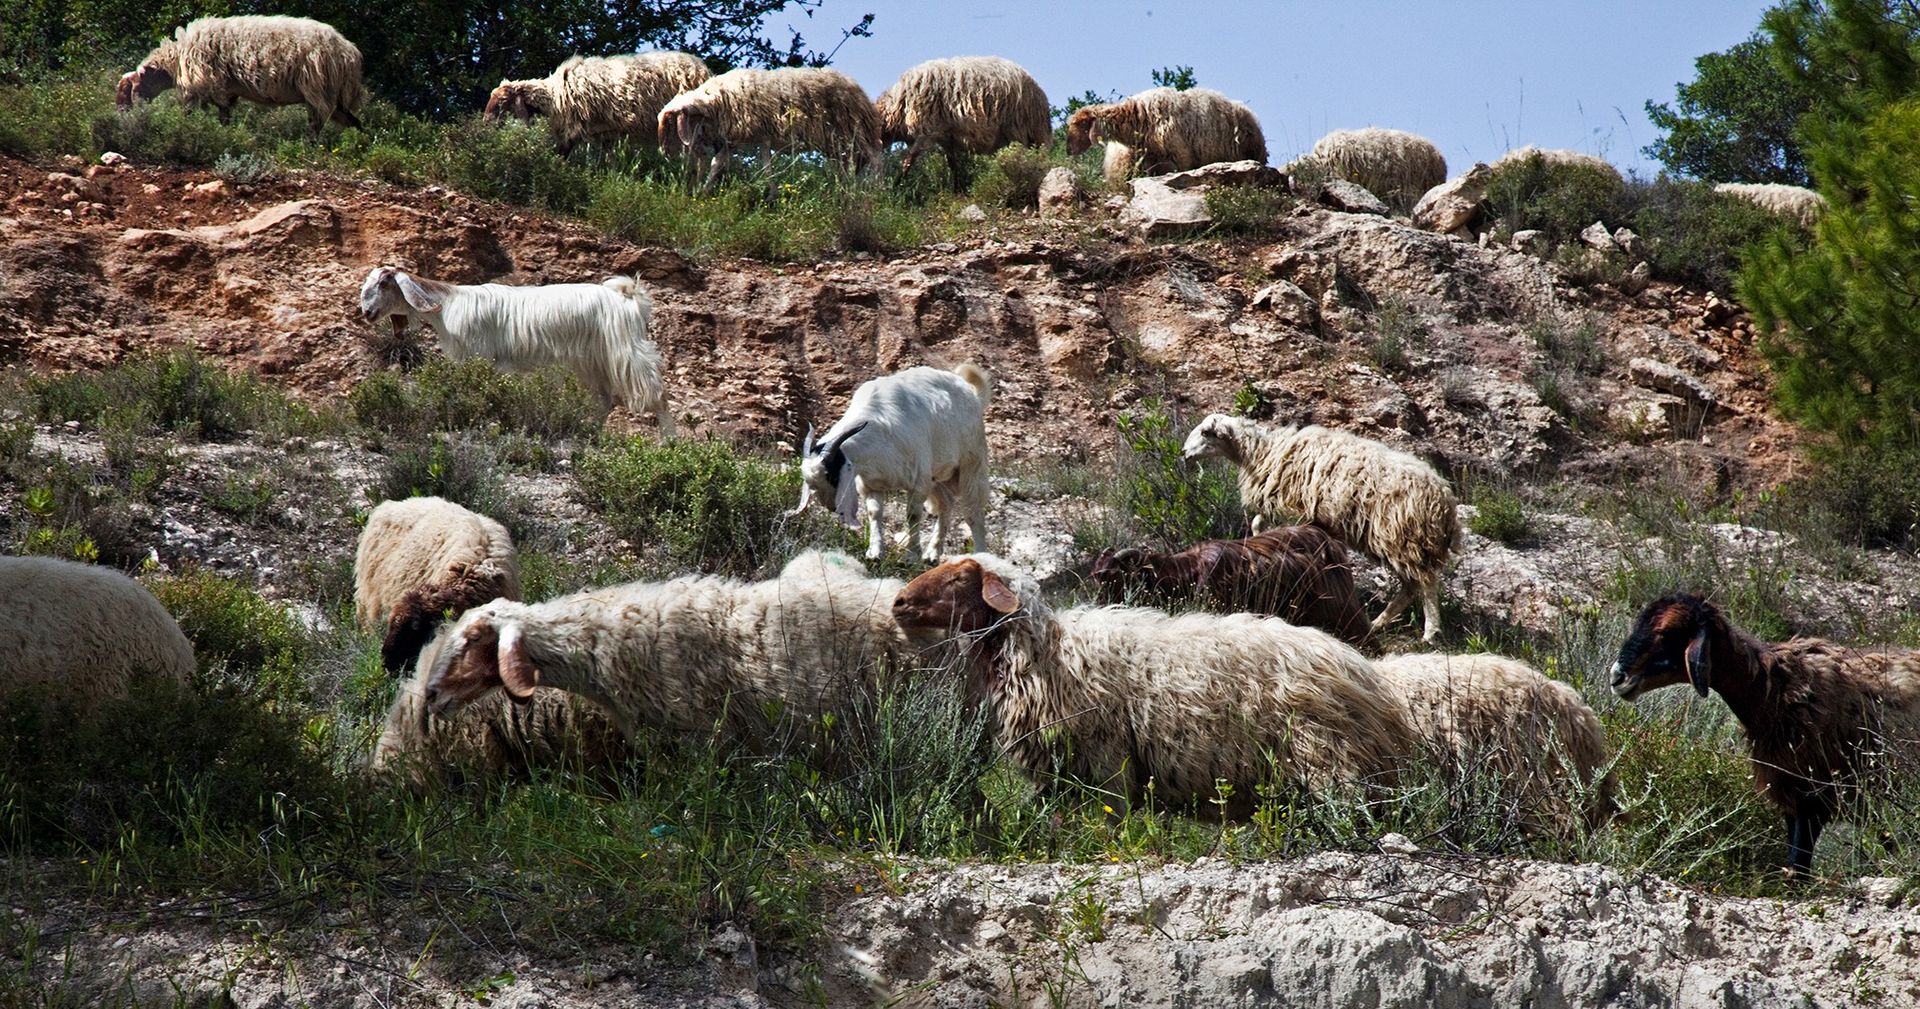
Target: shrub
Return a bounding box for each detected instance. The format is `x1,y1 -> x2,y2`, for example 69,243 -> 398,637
348,358 -> 603,441
27,349 -> 318,439
971,143 -> 1053,209
1621,177 -> 1794,290
369,435 -> 521,530
432,119 -> 594,213
1762,441 -> 1920,551
575,436 -> 802,575
147,569 -> 309,700
1204,185 -> 1292,239
1108,399 -> 1242,549
1467,486 -> 1532,545
1484,154 -> 1624,247
1368,294 -> 1423,374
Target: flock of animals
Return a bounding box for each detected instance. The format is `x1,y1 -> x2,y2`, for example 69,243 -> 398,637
0,13 -> 1887,882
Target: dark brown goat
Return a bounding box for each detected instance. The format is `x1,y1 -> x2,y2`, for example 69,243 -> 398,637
1612,593 -> 1920,877
1089,525 -> 1372,648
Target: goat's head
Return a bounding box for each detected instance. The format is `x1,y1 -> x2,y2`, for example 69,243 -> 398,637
1065,106 -> 1102,156
421,602 -> 538,721
788,422 -> 867,527
1611,592 -> 1717,700
894,556 -> 1023,639
1088,548 -> 1149,601
1181,413 -> 1243,462
360,266 -> 443,342
116,63 -> 173,110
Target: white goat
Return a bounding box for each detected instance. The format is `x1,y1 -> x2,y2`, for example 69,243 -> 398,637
358,266 -> 674,434
790,364 -> 993,561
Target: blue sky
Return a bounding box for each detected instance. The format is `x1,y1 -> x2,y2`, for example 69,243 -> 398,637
781,0 -> 1777,178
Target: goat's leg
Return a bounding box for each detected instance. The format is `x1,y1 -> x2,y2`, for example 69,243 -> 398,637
967,488 -> 990,554
920,497 -> 947,563
1418,577 -> 1443,643
864,494 -> 886,560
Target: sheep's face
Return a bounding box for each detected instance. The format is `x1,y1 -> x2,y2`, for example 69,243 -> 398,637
423,609 -> 540,717
893,558 -> 1021,639
1181,414 -> 1238,461
116,64 -> 173,109
658,106 -> 704,153
484,82 -> 543,122
1611,593 -> 1714,700
1065,108 -> 1100,156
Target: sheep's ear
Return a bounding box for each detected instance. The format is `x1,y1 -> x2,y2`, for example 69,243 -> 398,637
979,569 -> 1020,614
393,272 -> 442,313
497,624 -> 539,702
1684,625 -> 1711,697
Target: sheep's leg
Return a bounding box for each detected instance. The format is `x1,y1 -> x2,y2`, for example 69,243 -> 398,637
306,104 -> 326,137
864,494 -> 886,560
946,143 -> 969,192
1371,580 -> 1415,632
1418,578 -> 1443,643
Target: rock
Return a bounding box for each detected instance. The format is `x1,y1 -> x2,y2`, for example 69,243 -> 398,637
1629,357 -> 1716,416
1412,163 -> 1491,234
1511,229 -> 1548,257
957,203 -> 987,223
1155,159 -> 1284,191
1856,876 -> 1906,908
1701,291 -> 1734,324
1612,226 -> 1643,258
187,179 -> 228,201
141,183 -> 161,196
1610,395 -> 1678,441
1318,179 -> 1389,215
98,151 -> 127,167
1119,177 -> 1210,238
1037,167 -> 1080,218
1378,832 -> 1420,854
1250,280 -> 1321,331
1619,260 -> 1653,295
1580,220 -> 1619,253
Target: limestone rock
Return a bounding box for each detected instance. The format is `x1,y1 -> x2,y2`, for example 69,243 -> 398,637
1619,259 -> 1653,295
1119,177 -> 1210,238
1156,159 -> 1284,191
1037,167 -> 1079,218
1612,226 -> 1643,259
1250,280 -> 1321,331
1629,356 -> 1716,412
1511,229 -> 1548,257
1411,164 -> 1490,234
1318,178 -> 1389,215
1579,220 -> 1619,253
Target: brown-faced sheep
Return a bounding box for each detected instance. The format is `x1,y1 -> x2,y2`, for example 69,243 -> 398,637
1612,593 -> 1920,877
875,56 -> 1050,189
1066,87 -> 1266,184
117,15 -> 363,135
1713,182 -> 1826,229
658,67 -> 882,190
1302,127 -> 1448,212
0,557 -> 194,705
1089,525 -> 1372,649
486,52 -> 709,154
354,496 -> 522,674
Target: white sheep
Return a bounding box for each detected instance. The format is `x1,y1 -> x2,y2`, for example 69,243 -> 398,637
874,56 -> 1050,188
1300,127 -> 1448,211
657,67 -> 882,190
1065,87 -> 1267,184
417,550 -> 907,744
790,363 -> 994,562
1374,652 -> 1613,837
891,554 -> 1416,813
117,15 -> 364,135
1492,146 -> 1624,185
358,266 -> 674,434
485,52 -> 710,154
353,496 -> 521,674
1182,414 -> 1460,642
1713,182 -> 1826,229
0,557 -> 194,705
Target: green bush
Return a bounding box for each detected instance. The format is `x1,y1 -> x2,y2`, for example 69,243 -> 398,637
575,436 -> 802,575
349,358 -> 603,441
28,349 -> 319,440
433,118 -> 595,213
370,435 -> 521,530
1484,154 -> 1626,247
1468,487 -> 1532,545
1204,185 -> 1293,238
148,569 -> 309,699
1621,177 -> 1795,290
1762,441 -> 1920,551
971,143 -> 1054,209
1108,399 -> 1243,550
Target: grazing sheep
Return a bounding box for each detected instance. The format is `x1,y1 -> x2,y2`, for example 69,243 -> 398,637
1089,525 -> 1373,648
1713,182 -> 1826,229
358,266 -> 674,434
1065,87 -> 1267,184
1611,593 -> 1920,876
1182,414 -> 1460,643
1492,146 -> 1624,185
891,554 -> 1415,814
418,551 -> 907,745
1301,127 -> 1447,211
353,496 -> 521,675
481,78 -> 553,123
117,15 -> 363,135
790,364 -> 994,562
487,52 -> 709,154
1376,652 -> 1613,837
658,67 -> 882,189
0,557 -> 194,705
875,56 -> 1050,189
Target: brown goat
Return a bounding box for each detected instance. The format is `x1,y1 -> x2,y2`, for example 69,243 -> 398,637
1089,526 -> 1372,649
1612,593 -> 1920,877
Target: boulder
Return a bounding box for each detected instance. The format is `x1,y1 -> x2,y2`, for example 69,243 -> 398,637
1250,279 -> 1321,331
1628,356 -> 1716,412
1119,178 -> 1210,238
1612,227 -> 1643,259
1318,179 -> 1389,216
1511,229 -> 1548,257
1037,167 -> 1080,218
1412,164 -> 1491,234
1619,259 -> 1653,295
1156,159 -> 1284,191
1579,221 -> 1619,253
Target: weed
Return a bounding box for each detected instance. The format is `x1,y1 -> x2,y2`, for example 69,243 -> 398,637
971,143 -> 1054,210
1369,294 -> 1423,374
212,150 -> 275,185
575,436 -> 806,575
349,358 -> 602,441
369,436 -> 522,533
1469,486 -> 1532,545
1203,185 -> 1292,239
1088,398 -> 1243,552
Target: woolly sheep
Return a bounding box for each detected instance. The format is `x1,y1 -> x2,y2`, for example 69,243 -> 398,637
358,266 -> 674,434
353,496 -> 521,675
1302,127 -> 1447,212
1612,593 -> 1920,876
486,52 -> 710,154
1713,182 -> 1826,230
1066,87 -> 1267,184
0,557 -> 194,705
482,78 -> 552,123
790,363 -> 994,562
658,67 -> 882,190
1492,146 -> 1624,185
874,56 -> 1050,189
1182,414 -> 1460,642
891,554 -> 1416,814
117,15 -> 363,135
418,551 -> 907,745
1375,652 -> 1613,837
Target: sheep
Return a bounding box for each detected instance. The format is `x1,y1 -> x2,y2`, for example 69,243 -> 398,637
1611,593 -> 1920,877
874,56 -> 1050,189
358,266 -> 674,434
353,496 -> 522,675
1300,127 -> 1447,212
1713,182 -> 1826,230
1088,525 -> 1373,648
116,15 -> 364,135
418,551 -> 908,746
1375,652 -> 1613,837
1182,414 -> 1460,643
486,52 -> 710,154
657,67 -> 882,190
1065,87 -> 1267,184
1491,146 -> 1624,185
789,363 -> 994,562
0,557 -> 194,706
891,554 -> 1416,814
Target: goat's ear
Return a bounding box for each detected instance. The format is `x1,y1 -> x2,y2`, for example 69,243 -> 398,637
497,624 -> 539,702
1684,624 -> 1711,697
393,272 -> 442,313
979,568 -> 1020,614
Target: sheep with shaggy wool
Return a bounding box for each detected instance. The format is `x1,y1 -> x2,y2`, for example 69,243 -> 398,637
1182,414 -> 1460,643
482,78 -> 553,123
791,363 -> 993,562
1612,593 -> 1920,876
875,56 -> 1050,189
117,15 -> 363,135
1065,87 -> 1266,184
658,67 -> 882,190
358,266 -> 673,434
486,52 -> 709,154
353,496 -> 522,675
1375,652 -> 1613,837
1713,182 -> 1826,230
1492,146 -> 1624,185
1300,127 -> 1447,212
0,557 -> 194,706
891,554 -> 1415,814
418,550 -> 907,745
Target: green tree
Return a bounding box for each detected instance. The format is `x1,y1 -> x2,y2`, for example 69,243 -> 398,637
1150,65 -> 1196,91
1643,35 -> 1813,184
